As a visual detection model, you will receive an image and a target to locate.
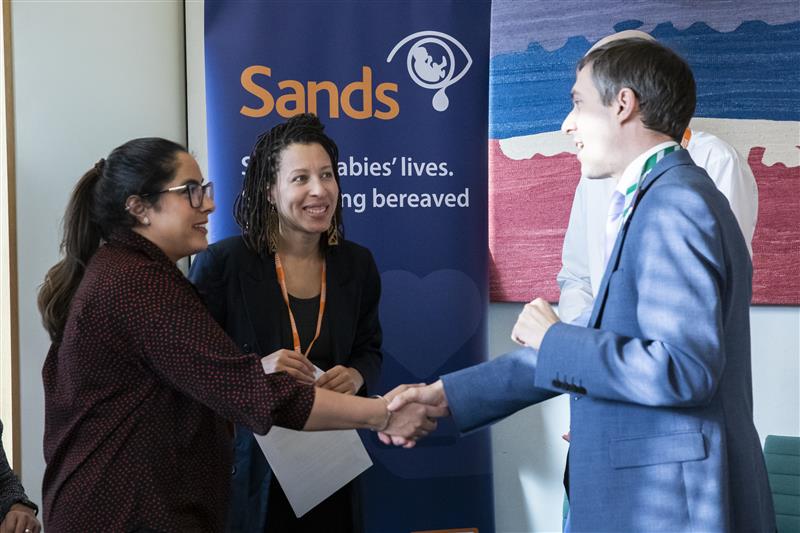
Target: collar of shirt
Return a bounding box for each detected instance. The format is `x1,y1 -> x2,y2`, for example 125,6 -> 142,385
614,140 -> 680,195
109,227 -> 175,267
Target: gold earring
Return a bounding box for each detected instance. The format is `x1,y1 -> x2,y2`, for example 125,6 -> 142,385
327,213 -> 340,246
267,203 -> 279,253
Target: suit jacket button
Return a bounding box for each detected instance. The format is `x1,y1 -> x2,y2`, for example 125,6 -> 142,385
242,343 -> 250,352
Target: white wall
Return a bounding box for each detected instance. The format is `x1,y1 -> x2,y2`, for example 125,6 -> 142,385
12,0 -> 186,506
10,3 -> 800,532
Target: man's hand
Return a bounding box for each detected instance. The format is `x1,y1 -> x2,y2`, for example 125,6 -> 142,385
316,366 -> 363,395
378,380 -> 450,448
260,349 -> 315,384
386,379 -> 448,413
511,297 -> 560,350
0,503 -> 41,533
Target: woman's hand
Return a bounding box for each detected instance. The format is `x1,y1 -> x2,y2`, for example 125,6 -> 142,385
378,381 -> 450,447
260,349 -> 315,384
0,503 -> 41,533
380,401 -> 439,449
316,366 -> 363,394
377,383 -> 450,448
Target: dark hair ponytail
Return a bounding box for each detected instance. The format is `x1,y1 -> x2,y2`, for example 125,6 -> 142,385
38,138 -> 186,342
38,163 -> 104,342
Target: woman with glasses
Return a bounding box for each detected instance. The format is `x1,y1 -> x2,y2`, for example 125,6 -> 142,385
189,114 -> 381,532
37,137 -> 437,532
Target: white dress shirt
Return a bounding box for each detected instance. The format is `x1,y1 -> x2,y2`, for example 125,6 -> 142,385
605,141 -> 679,261
557,130 -> 758,325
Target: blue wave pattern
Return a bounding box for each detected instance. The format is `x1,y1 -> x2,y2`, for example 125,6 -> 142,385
490,21 -> 800,139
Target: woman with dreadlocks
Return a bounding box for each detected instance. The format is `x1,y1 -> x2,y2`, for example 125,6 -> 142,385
189,114 -> 383,532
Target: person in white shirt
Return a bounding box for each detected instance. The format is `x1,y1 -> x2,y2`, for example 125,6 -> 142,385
557,32 -> 758,326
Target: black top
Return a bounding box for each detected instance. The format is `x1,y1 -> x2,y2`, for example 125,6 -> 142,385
287,294 -> 333,370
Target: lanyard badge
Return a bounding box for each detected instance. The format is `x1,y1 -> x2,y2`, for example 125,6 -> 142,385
274,253 -> 327,356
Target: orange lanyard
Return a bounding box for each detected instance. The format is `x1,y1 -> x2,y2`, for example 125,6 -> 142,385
274,253 -> 326,356
681,127 -> 692,149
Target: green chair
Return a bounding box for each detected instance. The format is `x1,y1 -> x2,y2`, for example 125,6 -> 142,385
764,435 -> 800,533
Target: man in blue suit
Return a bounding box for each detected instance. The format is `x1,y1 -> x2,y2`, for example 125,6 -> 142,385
384,38 -> 775,532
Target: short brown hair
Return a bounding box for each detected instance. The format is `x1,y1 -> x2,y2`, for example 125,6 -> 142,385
578,38 -> 696,141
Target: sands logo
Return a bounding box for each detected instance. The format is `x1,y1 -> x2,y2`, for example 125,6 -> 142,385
387,30 -> 472,112
239,66 -> 399,120
238,30 -> 471,120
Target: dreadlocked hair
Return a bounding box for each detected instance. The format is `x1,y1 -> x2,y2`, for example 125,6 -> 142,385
234,113 -> 344,256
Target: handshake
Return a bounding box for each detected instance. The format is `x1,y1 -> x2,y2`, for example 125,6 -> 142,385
372,297 -> 560,447
376,380 -> 450,448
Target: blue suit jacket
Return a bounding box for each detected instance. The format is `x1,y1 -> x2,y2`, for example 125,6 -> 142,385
443,150 -> 775,532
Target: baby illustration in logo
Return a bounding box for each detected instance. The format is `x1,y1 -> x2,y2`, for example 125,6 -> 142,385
388,30 -> 472,111
411,45 -> 447,83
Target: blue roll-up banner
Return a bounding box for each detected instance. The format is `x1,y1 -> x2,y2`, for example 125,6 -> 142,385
204,1 -> 492,531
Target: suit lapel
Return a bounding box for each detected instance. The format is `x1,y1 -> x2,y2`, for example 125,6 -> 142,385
589,150 -> 693,328
325,246 -> 346,290
238,251 -> 284,354
323,245 -> 354,363
589,225 -> 625,327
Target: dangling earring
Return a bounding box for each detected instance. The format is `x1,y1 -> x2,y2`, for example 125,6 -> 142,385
267,203 -> 279,253
327,213 -> 340,246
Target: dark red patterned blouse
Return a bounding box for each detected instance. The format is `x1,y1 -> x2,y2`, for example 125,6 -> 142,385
42,229 -> 314,532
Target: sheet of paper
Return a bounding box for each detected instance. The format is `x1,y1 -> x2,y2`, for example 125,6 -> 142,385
254,367 -> 373,517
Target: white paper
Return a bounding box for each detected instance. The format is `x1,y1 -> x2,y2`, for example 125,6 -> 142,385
255,368 -> 373,517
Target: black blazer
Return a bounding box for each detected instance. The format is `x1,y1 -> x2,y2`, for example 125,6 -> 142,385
189,236 -> 380,531
188,236 -> 383,395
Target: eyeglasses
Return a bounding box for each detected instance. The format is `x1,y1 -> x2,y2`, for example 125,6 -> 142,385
141,181 -> 214,208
